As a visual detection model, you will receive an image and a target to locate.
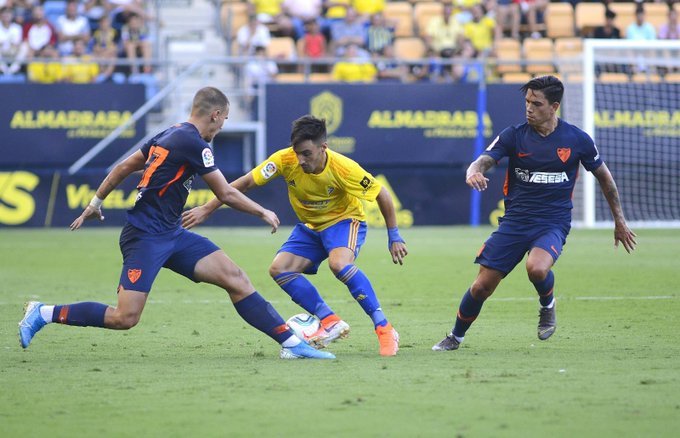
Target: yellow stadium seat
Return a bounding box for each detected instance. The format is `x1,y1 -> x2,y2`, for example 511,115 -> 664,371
646,3 -> 671,29
384,2 -> 414,37
220,2 -> 248,39
523,38 -> 554,74
554,37 -> 583,59
598,72 -> 629,83
502,72 -> 531,83
309,73 -> 334,83
276,73 -> 306,83
394,36 -> 426,60
609,2 -> 636,33
268,37 -> 297,61
495,38 -> 522,74
414,2 -> 443,37
575,2 -> 605,36
664,72 -> 680,82
632,72 -> 662,83
546,3 -> 575,38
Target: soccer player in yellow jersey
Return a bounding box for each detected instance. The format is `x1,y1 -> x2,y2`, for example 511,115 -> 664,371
183,115 -> 408,356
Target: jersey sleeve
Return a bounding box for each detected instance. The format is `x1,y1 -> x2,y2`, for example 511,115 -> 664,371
482,126 -> 515,162
579,133 -> 604,172
251,150 -> 284,186
339,159 -> 382,202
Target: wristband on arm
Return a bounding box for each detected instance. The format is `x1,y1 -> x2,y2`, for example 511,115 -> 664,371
89,195 -> 103,209
387,227 -> 404,249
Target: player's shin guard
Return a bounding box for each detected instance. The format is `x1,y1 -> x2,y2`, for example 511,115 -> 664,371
336,265 -> 386,327
233,291 -> 293,344
273,272 -> 334,320
532,270 -> 555,307
53,302 -> 108,327
452,289 -> 485,338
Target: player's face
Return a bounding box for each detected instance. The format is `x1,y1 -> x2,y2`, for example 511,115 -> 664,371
525,89 -> 557,128
293,140 -> 327,174
205,106 -> 229,142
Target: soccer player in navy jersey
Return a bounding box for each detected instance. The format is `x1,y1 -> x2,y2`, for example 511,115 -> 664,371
433,75 -> 637,351
18,87 -> 334,359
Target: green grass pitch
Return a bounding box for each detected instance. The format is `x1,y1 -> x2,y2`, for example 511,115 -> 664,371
1,226 -> 679,437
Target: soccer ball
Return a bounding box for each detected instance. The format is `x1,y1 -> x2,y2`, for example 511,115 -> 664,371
286,313 -> 321,340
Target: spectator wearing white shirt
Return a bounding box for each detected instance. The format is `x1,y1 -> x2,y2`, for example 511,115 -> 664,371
626,4 -> 656,41
0,6 -> 26,75
237,13 -> 271,55
22,4 -> 58,58
56,0 -> 91,56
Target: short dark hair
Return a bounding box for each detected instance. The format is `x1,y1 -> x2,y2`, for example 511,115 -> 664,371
520,75 -> 564,104
605,8 -> 616,20
290,115 -> 326,146
191,87 -> 229,117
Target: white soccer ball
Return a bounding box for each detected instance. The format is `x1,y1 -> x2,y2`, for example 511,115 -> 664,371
286,313 -> 321,340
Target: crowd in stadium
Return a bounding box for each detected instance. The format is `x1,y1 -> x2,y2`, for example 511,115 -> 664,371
0,0 -> 152,83
1,0 -> 679,86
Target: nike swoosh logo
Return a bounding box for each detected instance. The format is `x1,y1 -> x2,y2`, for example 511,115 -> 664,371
518,153 -> 532,157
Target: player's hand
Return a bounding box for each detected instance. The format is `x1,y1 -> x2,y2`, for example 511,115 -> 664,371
389,241 -> 408,265
466,172 -> 489,191
260,209 -> 280,234
69,205 -> 104,231
181,206 -> 209,229
614,221 -> 637,253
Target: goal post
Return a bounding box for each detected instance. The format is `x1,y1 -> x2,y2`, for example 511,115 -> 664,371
574,39 -> 680,229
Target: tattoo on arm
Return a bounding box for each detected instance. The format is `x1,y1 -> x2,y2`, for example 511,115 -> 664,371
467,155 -> 496,177
593,165 -> 625,222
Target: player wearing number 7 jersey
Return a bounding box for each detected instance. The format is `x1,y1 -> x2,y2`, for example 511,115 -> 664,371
18,87 -> 334,360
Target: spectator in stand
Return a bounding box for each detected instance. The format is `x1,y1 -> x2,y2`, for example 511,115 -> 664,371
495,0 -> 520,39
409,47 -> 446,83
9,0 -> 32,26
248,0 -> 295,38
0,6 -> 26,76
62,38 -> 99,83
424,1 -> 464,59
281,0 -> 322,40
658,7 -> 679,40
83,0 -> 114,32
245,44 -> 278,87
331,42 -> 376,82
330,7 -> 367,56
321,0 -> 350,39
366,11 -> 393,57
297,19 -> 327,71
22,4 -> 58,58
90,15 -> 119,81
237,13 -> 272,55
375,43 -> 406,82
452,38 -> 481,83
56,0 -> 91,56
463,4 -> 495,55
121,12 -> 151,74
518,0 -> 547,39
626,4 -> 656,41
592,9 -> 620,39
27,44 -> 63,83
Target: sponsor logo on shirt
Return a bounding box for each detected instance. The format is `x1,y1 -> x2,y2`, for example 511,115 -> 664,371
261,161 -> 277,179
202,148 -> 214,167
360,176 -> 371,189
515,168 -> 569,184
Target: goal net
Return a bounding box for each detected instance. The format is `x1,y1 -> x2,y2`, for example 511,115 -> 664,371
560,39 -> 680,228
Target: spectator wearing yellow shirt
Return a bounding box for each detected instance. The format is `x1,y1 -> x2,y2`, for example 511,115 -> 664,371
463,4 -> 495,54
249,0 -> 294,37
27,46 -> 64,83
332,43 -> 377,82
62,39 -> 100,83
352,0 -> 384,19
424,2 -> 464,58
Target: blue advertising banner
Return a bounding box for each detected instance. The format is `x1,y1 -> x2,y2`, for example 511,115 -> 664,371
0,84 -> 146,170
0,168 -> 506,228
265,83 -> 526,166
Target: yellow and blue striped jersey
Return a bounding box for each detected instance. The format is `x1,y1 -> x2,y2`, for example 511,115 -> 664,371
251,147 -> 381,231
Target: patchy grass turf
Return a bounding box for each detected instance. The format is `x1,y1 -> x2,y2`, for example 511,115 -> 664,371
1,227 -> 679,437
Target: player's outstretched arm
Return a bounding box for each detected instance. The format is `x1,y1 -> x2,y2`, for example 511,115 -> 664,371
70,150 -> 146,231
376,187 -> 408,265
592,163 -> 637,253
181,173 -> 258,229
465,155 -> 496,191
200,170 -> 279,233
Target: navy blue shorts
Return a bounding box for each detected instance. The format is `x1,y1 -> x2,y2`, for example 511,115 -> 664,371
278,219 -> 367,274
118,223 -> 220,293
475,219 -> 570,276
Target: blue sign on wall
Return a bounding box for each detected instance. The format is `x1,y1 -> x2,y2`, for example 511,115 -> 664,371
0,84 -> 146,170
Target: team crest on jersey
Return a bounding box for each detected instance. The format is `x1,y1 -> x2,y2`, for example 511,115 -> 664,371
202,148 -> 214,167
261,161 -> 277,179
557,148 -> 571,163
183,175 -> 194,192
515,168 -> 530,182
128,269 -> 142,284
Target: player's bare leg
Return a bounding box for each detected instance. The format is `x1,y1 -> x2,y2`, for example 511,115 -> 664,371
527,247 -> 557,340
194,250 -> 334,359
433,266 -> 504,351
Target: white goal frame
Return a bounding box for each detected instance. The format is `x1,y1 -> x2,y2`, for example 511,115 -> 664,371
580,39 -> 680,229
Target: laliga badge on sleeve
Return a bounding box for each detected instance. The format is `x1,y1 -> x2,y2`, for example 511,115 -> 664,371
202,148 -> 215,167
260,161 -> 277,179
